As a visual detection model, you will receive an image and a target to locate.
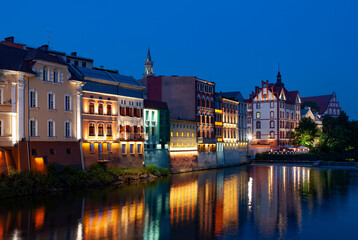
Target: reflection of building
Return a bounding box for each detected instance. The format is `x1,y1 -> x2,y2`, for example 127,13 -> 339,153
301,92 -> 342,118
78,66 -> 145,169
246,71 -> 301,146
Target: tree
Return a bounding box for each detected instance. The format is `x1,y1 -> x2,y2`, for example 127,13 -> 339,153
293,117 -> 320,149
301,101 -> 320,114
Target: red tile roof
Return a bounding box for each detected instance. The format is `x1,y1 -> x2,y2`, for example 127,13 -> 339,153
301,95 -> 332,115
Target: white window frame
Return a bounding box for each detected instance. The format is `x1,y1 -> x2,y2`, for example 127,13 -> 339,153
0,88 -> 3,105
29,118 -> 38,137
0,119 -> 3,136
53,69 -> 59,83
47,119 -> 56,137
29,89 -> 38,108
47,92 -> 56,110
43,66 -> 49,81
64,94 -> 72,112
64,120 -> 72,138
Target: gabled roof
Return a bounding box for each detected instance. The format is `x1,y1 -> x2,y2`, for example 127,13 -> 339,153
144,99 -> 168,110
301,95 -> 332,115
0,44 -> 34,74
24,48 -> 66,65
77,67 -> 142,87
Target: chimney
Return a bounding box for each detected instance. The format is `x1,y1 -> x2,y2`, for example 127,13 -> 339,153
38,45 -> 48,51
71,52 -> 77,56
99,66 -> 104,69
5,36 -> 14,43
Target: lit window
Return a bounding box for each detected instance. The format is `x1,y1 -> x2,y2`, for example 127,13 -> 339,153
137,144 -> 142,154
121,144 -> 126,154
130,144 -> 134,154
89,102 -> 94,114
107,143 -> 111,152
106,124 -> 112,136
256,112 -> 261,119
98,124 -> 104,136
89,123 -> 95,136
171,132 -> 173,137
90,143 -> 94,152
98,103 -> 103,115
107,104 -> 112,115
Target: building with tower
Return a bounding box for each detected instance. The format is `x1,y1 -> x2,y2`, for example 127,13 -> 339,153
144,48 -> 154,78
246,70 -> 301,147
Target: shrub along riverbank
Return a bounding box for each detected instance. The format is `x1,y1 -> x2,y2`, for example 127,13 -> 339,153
0,164 -> 170,199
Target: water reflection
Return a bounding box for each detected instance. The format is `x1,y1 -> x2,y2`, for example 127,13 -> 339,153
0,165 -> 357,240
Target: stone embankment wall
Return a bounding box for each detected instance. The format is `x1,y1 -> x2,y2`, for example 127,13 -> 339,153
144,149 -> 169,169
169,151 -> 198,173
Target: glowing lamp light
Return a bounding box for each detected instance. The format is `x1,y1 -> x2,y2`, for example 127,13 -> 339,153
247,134 -> 253,141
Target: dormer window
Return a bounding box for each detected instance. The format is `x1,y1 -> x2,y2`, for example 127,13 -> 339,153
43,67 -> 49,81
54,69 -> 59,83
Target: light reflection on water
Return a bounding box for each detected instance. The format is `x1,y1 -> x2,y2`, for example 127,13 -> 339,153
1,165 -> 358,240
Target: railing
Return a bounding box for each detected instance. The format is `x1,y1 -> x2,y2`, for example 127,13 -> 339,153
119,132 -> 144,141
98,153 -> 111,162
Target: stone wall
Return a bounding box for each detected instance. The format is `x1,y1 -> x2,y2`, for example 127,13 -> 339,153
198,152 -> 218,170
144,149 -> 169,169
223,147 -> 248,166
169,151 -> 198,173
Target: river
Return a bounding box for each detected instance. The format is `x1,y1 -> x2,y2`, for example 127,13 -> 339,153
1,165 -> 358,239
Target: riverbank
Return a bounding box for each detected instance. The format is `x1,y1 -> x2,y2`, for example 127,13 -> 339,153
0,164 -> 170,199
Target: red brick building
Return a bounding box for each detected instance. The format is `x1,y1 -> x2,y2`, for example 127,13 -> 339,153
301,92 -> 341,117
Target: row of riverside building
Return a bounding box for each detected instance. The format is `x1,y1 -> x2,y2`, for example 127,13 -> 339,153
0,37 -> 342,174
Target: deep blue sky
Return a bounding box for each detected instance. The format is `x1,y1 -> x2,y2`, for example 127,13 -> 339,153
1,0 -> 357,119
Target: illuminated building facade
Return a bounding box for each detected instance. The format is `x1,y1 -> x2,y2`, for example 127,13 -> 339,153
246,71 -> 301,146
0,37 -> 83,172
170,119 -> 197,151
78,66 -> 145,169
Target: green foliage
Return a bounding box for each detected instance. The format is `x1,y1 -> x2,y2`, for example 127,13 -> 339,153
0,163 -> 170,199
301,101 -> 320,113
293,118 -> 320,149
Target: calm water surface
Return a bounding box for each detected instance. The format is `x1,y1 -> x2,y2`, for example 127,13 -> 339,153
1,165 -> 358,240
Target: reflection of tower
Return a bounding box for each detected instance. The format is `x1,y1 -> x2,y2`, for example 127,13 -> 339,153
144,48 -> 154,77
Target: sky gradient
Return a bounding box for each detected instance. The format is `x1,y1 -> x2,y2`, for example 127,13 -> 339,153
1,0 -> 357,119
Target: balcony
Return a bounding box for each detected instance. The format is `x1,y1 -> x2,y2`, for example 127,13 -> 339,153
119,132 -> 144,141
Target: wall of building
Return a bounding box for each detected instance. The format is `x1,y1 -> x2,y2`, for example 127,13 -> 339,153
223,145 -> 248,166
197,152 -> 217,170
144,149 -> 169,169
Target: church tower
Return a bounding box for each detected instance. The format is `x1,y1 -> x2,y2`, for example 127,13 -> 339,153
144,48 -> 154,77
275,64 -> 284,87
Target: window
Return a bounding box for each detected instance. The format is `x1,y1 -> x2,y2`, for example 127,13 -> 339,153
0,120 -> 3,136
256,103 -> 260,109
270,131 -> 275,139
89,102 -> 94,114
137,144 -> 142,154
89,123 -> 95,136
65,121 -> 71,138
30,119 -> 37,137
270,102 -> 274,108
248,117 -> 251,124
270,111 -> 274,118
65,95 -> 71,111
106,124 -> 112,136
50,148 -> 56,155
107,143 -> 111,152
66,148 -> 72,154
43,67 -> 49,81
74,60 -> 79,67
107,104 -> 112,115
130,144 -> 134,154
31,149 -> 38,156
48,92 -> 55,110
98,123 -> 104,136
270,120 -> 275,128
256,112 -> 261,119
256,121 -> 261,129
121,144 -> 126,154
30,90 -> 37,108
48,120 -> 55,137
98,103 -> 103,115
53,69 -> 59,83
256,131 -> 261,139
82,62 -> 87,68
90,143 -> 94,152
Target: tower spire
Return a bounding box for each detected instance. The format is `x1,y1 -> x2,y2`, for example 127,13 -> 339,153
144,47 -> 154,77
275,63 -> 284,87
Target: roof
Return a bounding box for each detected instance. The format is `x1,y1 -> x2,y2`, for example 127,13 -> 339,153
219,91 -> 245,102
24,48 -> 66,65
301,108 -> 310,116
0,44 -> 34,73
77,67 -> 142,87
144,99 -> 168,110
301,95 -> 332,115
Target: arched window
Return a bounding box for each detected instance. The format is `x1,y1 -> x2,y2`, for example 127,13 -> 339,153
43,67 -> 48,81
270,120 -> 275,128
98,123 -> 104,136
89,123 -> 95,136
106,124 -> 112,136
107,104 -> 112,115
270,111 -> 274,118
270,131 -> 275,139
89,102 -> 94,114
256,131 -> 261,139
256,121 -> 261,129
98,103 -> 103,115
256,112 -> 261,119
53,69 -> 59,83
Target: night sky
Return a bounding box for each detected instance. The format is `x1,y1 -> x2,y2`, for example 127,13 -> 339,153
1,0 -> 357,119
